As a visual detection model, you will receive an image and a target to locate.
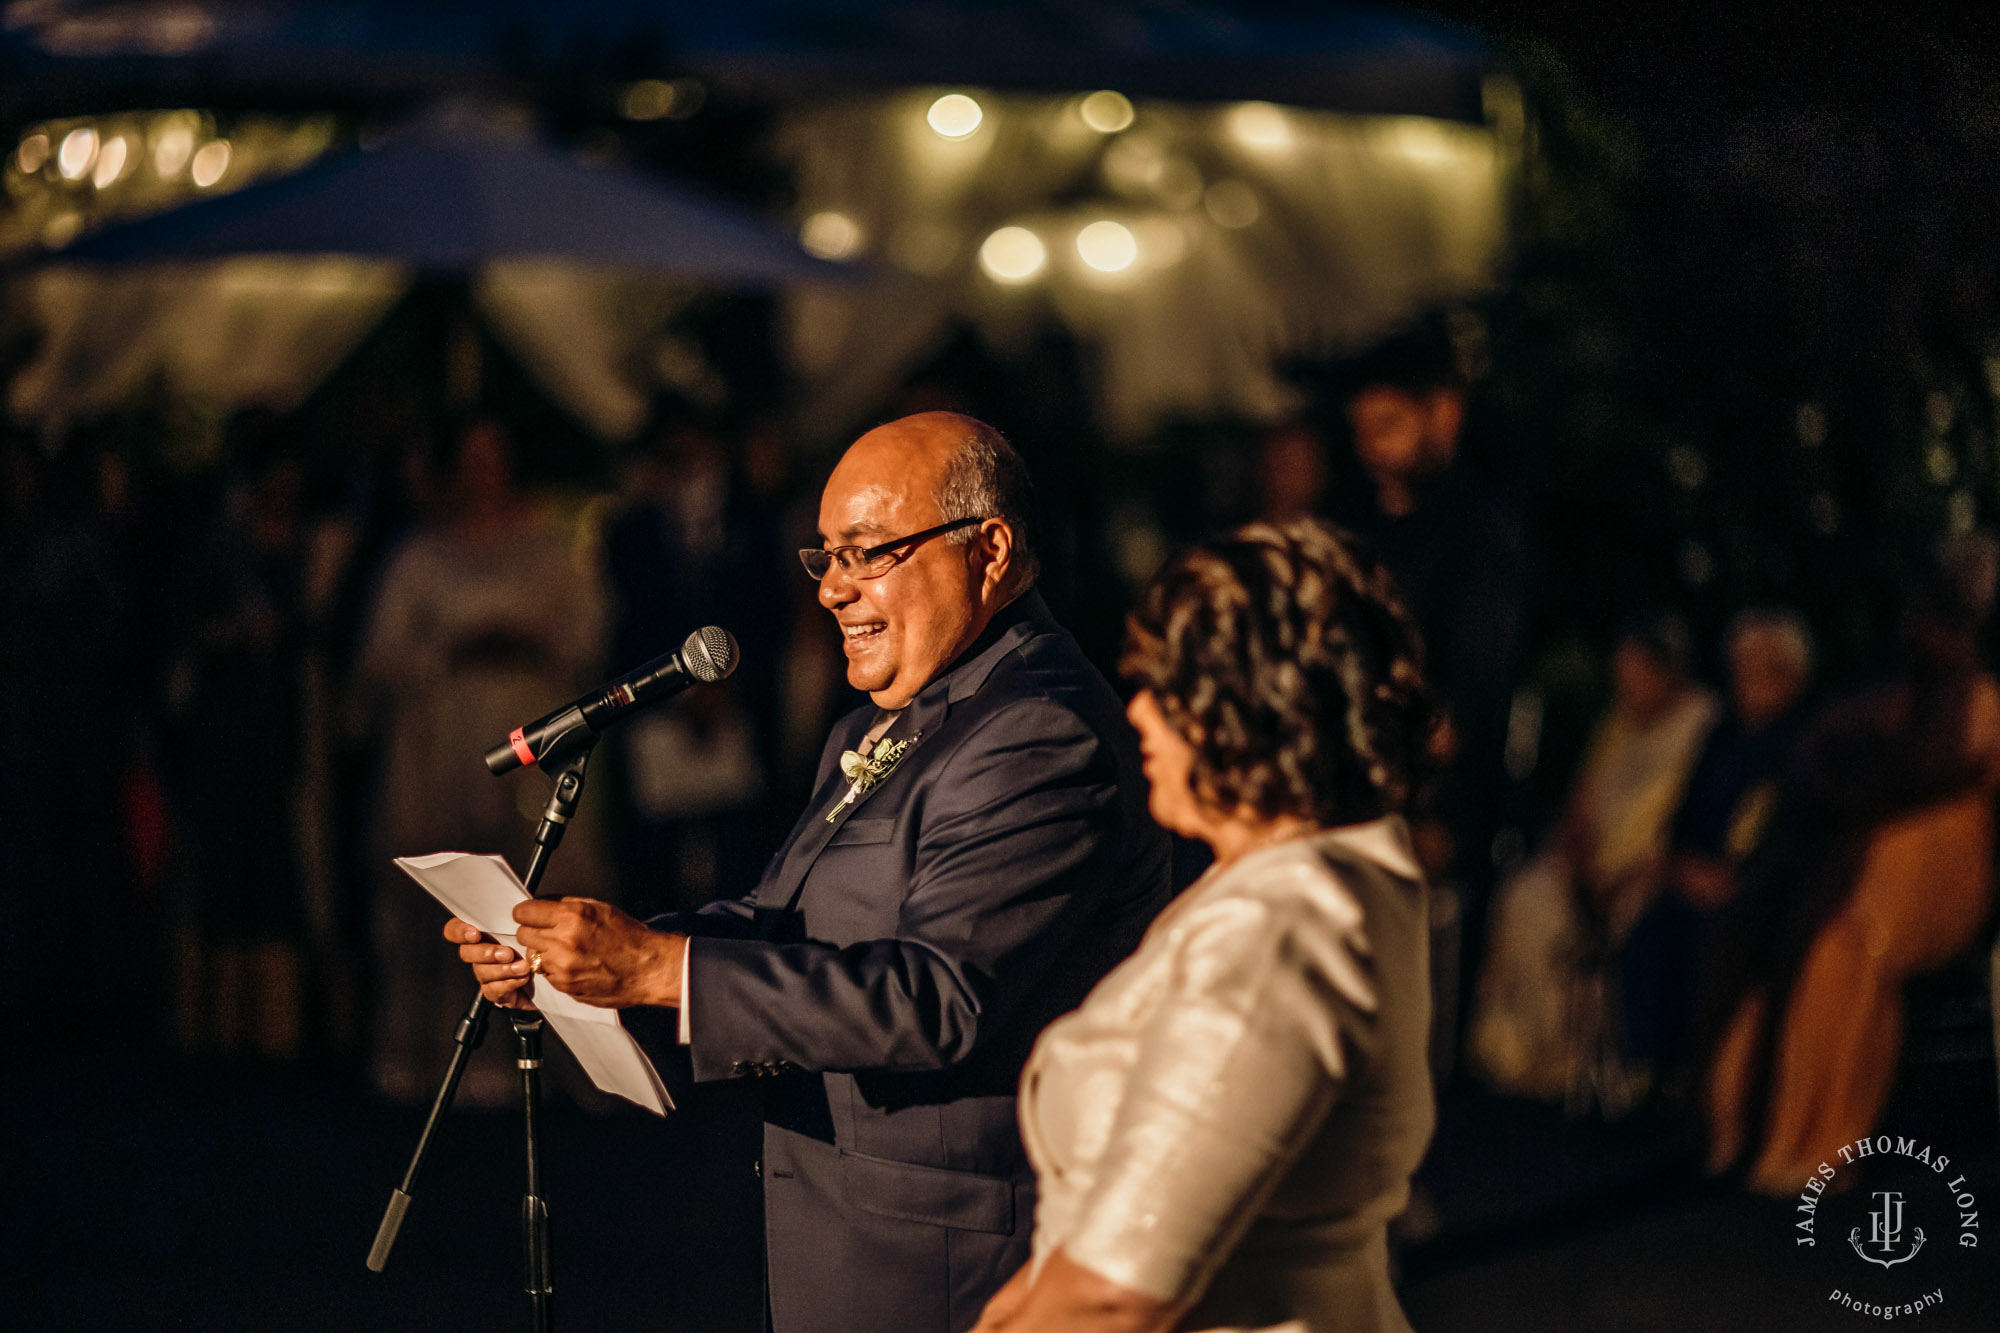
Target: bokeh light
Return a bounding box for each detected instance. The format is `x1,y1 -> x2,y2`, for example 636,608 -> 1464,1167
926,93 -> 984,139
1380,116 -> 1463,166
622,80 -> 675,120
799,211 -> 865,261
622,79 -> 705,122
1079,90 -> 1135,134
190,139 -> 231,188
979,226 -> 1045,282
153,123 -> 195,177
1076,220 -> 1138,272
1101,134 -> 1164,195
57,127 -> 98,180
1227,101 -> 1292,151
92,135 -> 130,188
17,132 -> 50,174
1157,158 -> 1203,210
1795,402 -> 1829,446
1203,179 -> 1261,229
41,211 -> 82,247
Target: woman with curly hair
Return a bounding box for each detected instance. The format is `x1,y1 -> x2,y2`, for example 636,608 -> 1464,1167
975,519 -> 1440,1333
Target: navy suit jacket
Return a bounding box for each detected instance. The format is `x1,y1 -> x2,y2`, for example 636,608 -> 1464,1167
649,590 -> 1171,1332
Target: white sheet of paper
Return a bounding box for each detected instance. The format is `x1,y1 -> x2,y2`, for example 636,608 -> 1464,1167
394,851 -> 673,1116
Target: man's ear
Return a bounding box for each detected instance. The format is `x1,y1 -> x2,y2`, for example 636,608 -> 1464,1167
978,518 -> 1015,596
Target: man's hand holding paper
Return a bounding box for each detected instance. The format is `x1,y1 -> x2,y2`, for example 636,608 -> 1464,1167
445,917 -> 537,1011
400,852 -> 673,1114
448,898 -> 686,1010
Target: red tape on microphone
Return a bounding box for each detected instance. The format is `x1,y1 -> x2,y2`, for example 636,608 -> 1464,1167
509,727 -> 537,769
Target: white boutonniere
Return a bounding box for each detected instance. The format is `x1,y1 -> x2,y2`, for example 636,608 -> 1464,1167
827,735 -> 912,822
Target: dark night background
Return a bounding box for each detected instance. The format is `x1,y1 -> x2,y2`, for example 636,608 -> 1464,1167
7,2 -> 2000,1329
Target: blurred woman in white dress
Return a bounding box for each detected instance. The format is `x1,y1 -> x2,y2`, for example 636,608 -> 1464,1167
976,519 -> 1440,1333
354,419 -> 608,1102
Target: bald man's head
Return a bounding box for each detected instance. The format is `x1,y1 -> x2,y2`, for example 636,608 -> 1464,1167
812,413 -> 1039,708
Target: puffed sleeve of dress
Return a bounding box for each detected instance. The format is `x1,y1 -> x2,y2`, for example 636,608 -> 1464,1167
1060,856 -> 1381,1306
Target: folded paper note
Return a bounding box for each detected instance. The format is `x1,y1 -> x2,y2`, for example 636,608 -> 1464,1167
394,851 -> 673,1115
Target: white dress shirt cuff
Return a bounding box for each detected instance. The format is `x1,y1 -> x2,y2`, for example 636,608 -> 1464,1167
677,937 -> 692,1045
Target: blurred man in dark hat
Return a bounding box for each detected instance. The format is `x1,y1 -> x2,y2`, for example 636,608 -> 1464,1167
1337,323 -> 1531,1054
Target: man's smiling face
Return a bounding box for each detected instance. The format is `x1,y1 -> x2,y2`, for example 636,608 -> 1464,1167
814,415 -> 1005,710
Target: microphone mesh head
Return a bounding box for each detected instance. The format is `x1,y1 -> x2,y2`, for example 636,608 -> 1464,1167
681,625 -> 740,682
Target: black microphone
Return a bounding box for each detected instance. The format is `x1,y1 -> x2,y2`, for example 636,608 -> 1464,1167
484,626 -> 739,775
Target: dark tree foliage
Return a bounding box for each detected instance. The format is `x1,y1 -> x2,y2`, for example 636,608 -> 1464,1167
1460,4 -> 2000,673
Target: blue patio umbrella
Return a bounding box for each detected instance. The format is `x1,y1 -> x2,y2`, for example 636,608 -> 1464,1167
33,117 -> 847,280
7,115 -> 847,441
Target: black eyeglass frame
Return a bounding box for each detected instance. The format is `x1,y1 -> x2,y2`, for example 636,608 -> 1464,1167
799,515 -> 989,581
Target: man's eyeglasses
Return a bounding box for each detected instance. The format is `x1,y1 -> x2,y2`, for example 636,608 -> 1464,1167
799,516 -> 987,581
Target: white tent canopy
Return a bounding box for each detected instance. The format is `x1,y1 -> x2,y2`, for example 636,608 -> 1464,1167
780,89 -> 1507,439
6,92 -> 1509,443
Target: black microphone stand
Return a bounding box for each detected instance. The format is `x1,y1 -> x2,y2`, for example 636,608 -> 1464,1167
367,743 -> 594,1333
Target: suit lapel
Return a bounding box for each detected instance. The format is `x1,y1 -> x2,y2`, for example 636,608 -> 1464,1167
772,707 -> 927,915
746,714 -> 868,911
758,591 -> 1056,920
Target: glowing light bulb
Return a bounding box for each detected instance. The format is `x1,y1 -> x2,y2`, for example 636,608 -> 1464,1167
153,124 -> 194,177
57,127 -> 98,180
1076,220 -> 1137,272
799,211 -> 864,261
979,226 -> 1045,282
1227,101 -> 1292,151
92,136 -> 129,187
926,94 -> 984,139
190,139 -> 230,188
16,132 -> 50,174
1079,90 -> 1134,134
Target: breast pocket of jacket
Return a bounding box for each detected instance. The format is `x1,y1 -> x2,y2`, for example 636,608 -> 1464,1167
799,819 -> 905,939
828,818 -> 895,848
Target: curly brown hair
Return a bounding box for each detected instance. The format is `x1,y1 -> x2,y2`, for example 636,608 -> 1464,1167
1120,519 -> 1440,826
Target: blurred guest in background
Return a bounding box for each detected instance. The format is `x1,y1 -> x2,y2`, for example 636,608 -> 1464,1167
1704,536 -> 2000,1193
978,520 -> 1437,1333
161,414 -> 318,1066
1334,325 -> 1529,1054
353,416 -> 608,1103
1470,611 -> 1716,1110
602,398 -> 775,914
1617,607 -> 1814,1094
1,430 -> 142,1057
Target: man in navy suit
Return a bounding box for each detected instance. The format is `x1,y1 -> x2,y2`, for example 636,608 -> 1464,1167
449,412 -> 1172,1332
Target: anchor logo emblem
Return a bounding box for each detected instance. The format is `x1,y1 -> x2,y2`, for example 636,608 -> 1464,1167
1849,1191 -> 1926,1268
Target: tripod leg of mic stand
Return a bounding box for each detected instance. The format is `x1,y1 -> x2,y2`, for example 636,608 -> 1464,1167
369,743 -> 590,1324
513,1013 -> 554,1331
368,992 -> 493,1271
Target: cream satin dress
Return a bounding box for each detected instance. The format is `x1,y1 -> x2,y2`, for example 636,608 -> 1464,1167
1019,818 -> 1435,1333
